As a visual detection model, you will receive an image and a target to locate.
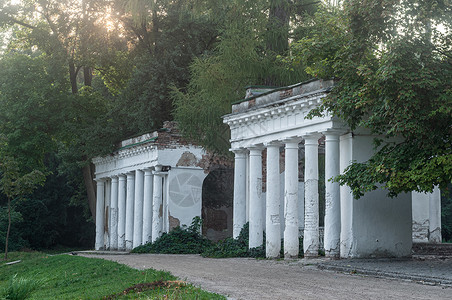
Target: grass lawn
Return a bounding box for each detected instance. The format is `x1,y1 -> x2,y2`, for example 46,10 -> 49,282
0,252 -> 225,299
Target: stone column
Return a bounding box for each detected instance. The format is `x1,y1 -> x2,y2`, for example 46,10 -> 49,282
283,138 -> 301,259
117,174 -> 127,250
324,132 -> 341,258
152,165 -> 163,242
303,133 -> 321,257
429,186 -> 442,243
133,169 -> 144,248
142,168 -> 154,244
248,145 -> 264,248
232,148 -> 248,238
125,172 -> 135,251
95,179 -> 105,250
110,176 -> 119,250
266,142 -> 281,258
104,179 -> 111,249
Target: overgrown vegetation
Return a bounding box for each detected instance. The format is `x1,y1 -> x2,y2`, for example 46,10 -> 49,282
133,218 -> 304,259
132,217 -> 213,254
0,251 -> 224,299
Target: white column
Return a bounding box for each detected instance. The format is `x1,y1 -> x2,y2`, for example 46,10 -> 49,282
248,145 -> 264,248
232,148 -> 248,238
133,169 -> 144,248
117,174 -> 126,250
142,168 -> 154,244
95,179 -> 105,250
110,176 -> 119,250
340,133 -> 353,258
304,133 -> 321,257
104,179 -> 111,249
125,172 -> 135,251
324,132 -> 341,258
429,186 -> 442,243
152,165 -> 163,242
283,138 -> 301,259
266,142 -> 281,258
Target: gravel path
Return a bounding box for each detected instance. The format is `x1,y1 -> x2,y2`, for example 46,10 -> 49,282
80,253 -> 451,300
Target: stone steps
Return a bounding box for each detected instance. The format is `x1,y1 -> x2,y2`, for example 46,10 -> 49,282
412,243 -> 452,257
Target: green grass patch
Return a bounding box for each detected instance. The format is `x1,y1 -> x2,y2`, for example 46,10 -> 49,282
0,252 -> 225,300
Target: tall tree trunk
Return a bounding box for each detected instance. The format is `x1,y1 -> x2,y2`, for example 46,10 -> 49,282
83,164 -> 97,219
265,0 -> 291,86
4,197 -> 11,260
83,67 -> 92,87
266,0 -> 290,55
69,62 -> 79,94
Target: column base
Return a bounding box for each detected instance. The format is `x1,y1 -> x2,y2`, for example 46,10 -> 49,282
304,252 -> 319,258
325,253 -> 340,260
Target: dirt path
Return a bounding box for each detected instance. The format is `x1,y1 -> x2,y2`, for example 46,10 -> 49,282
80,254 -> 450,300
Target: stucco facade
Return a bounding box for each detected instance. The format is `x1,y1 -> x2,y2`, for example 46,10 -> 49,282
223,79 -> 432,258
92,122 -> 207,250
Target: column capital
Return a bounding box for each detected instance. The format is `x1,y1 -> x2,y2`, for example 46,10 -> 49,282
95,178 -> 106,184
126,171 -> 135,178
283,137 -> 302,144
265,141 -> 282,148
143,168 -> 154,175
303,132 -> 322,144
322,129 -> 346,138
230,148 -> 248,156
248,144 -> 265,152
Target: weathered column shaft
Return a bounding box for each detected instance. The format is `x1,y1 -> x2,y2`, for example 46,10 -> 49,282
142,169 -> 154,244
104,180 -> 111,249
117,175 -> 126,250
152,166 -> 163,242
248,146 -> 264,248
110,176 -> 119,250
284,138 -> 300,259
95,179 -> 105,250
429,186 -> 442,243
304,134 -> 321,257
233,149 -> 247,238
266,142 -> 281,258
125,172 -> 135,250
133,170 -> 144,248
324,133 -> 341,258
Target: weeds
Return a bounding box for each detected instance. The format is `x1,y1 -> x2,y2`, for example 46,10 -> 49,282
133,218 -> 305,259
1,274 -> 43,300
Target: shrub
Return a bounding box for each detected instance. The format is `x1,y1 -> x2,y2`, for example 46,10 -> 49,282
132,217 -> 212,254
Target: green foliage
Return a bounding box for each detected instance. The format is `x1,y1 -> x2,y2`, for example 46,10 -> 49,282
202,223 -> 265,258
132,217 -> 213,254
442,185 -> 452,242
173,0 -> 312,154
1,274 -> 44,300
111,0 -> 219,138
290,1 -> 452,197
0,207 -> 27,252
133,219 -> 305,259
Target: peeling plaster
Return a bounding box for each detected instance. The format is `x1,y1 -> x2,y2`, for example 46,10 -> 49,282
176,151 -> 198,167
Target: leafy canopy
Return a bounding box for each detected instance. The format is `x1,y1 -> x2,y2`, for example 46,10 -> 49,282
290,0 -> 452,197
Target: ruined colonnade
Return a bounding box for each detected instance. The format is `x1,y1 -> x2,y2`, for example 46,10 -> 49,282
224,79 -> 427,259
94,166 -> 167,251
93,126 -> 207,251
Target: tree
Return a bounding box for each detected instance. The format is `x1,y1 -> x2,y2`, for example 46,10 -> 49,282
0,135 -> 45,260
0,0 -> 131,218
173,0 -> 317,154
290,1 -> 452,197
